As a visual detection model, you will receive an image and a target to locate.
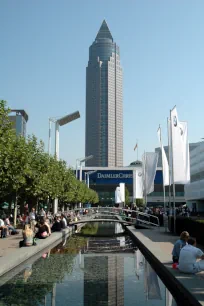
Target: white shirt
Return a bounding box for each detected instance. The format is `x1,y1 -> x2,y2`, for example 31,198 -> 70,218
179,244 -> 203,273
29,212 -> 36,220
62,218 -> 67,227
0,219 -> 4,227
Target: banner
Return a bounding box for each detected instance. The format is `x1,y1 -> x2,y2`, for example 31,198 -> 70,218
115,187 -> 121,203
136,167 -> 143,198
143,152 -> 158,195
144,260 -> 162,300
119,183 -> 125,202
170,107 -> 190,184
157,127 -> 170,186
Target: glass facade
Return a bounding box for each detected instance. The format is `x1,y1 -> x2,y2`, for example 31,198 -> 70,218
9,114 -> 27,137
85,20 -> 123,167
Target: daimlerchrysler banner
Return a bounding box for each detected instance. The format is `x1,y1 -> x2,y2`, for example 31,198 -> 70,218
170,107 -> 190,184
157,127 -> 170,186
143,152 -> 158,195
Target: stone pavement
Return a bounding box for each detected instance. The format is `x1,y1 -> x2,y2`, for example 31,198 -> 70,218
0,230 -> 23,258
127,226 -> 204,306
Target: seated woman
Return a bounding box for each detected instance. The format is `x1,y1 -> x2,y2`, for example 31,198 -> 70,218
19,224 -> 35,247
52,216 -> 62,232
35,217 -> 51,239
172,231 -> 189,263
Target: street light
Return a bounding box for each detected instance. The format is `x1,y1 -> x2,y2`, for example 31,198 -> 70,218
48,111 -> 80,214
49,111 -> 80,160
77,155 -> 93,182
85,170 -> 97,188
75,157 -> 85,179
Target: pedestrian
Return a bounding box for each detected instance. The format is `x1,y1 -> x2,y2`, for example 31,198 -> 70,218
179,237 -> 204,274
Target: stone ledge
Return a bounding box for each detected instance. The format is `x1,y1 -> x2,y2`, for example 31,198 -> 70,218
0,227 -> 72,278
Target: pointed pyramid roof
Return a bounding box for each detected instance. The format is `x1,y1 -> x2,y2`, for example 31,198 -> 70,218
95,20 -> 113,41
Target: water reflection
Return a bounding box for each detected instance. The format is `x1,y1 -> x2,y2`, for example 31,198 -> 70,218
0,237 -> 178,306
134,249 -> 177,306
84,255 -> 124,306
80,221 -> 125,237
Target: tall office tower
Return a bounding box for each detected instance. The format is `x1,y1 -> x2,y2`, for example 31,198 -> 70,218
9,110 -> 28,137
85,20 -> 123,167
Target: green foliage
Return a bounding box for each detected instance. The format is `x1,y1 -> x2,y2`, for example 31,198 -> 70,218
136,198 -> 144,207
0,101 -> 99,214
125,187 -> 130,205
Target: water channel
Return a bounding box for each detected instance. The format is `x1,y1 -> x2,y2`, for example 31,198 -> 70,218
0,219 -> 178,306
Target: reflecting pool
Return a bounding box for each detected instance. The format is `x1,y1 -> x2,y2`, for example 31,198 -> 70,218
0,222 -> 177,306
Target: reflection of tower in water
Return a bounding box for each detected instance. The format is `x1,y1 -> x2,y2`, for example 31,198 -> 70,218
84,255 -> 124,306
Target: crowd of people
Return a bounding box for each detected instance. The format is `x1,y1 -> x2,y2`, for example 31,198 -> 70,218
0,208 -> 90,244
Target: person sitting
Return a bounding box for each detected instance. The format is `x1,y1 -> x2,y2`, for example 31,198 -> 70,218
52,216 -> 62,232
172,231 -> 189,263
178,237 -> 204,274
0,217 -> 8,238
61,214 -> 67,229
35,217 -> 50,239
19,224 -> 35,247
4,216 -> 19,235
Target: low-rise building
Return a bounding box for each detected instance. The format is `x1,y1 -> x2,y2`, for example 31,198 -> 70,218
185,141 -> 204,212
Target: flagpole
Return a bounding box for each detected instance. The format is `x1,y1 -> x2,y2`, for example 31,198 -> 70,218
144,151 -> 147,206
137,139 -> 139,160
167,118 -> 171,211
170,110 -> 176,234
159,125 -> 166,216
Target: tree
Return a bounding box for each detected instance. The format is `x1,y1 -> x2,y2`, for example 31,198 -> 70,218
125,187 -> 130,205
136,198 -> 145,207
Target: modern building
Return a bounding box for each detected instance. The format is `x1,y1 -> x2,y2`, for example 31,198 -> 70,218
155,142 -> 201,167
77,165 -> 186,207
9,109 -> 28,137
85,20 -> 123,167
185,141 -> 204,212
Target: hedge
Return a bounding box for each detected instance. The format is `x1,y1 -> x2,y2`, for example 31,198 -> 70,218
168,216 -> 204,245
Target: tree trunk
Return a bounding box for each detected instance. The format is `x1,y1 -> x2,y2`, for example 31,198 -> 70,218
14,193 -> 18,227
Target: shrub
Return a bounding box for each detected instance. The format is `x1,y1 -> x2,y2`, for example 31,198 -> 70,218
168,216 -> 204,245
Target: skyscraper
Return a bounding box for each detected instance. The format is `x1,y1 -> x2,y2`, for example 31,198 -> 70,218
9,109 -> 28,137
85,20 -> 123,167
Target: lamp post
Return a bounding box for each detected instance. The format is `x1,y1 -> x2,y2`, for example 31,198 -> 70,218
85,170 -> 97,188
78,155 -> 93,182
48,111 -> 80,214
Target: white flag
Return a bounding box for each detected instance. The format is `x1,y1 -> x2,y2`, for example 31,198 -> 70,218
119,183 -> 125,202
143,152 -> 158,195
136,167 -> 143,198
157,127 -> 170,186
170,107 -> 190,184
115,187 -> 121,203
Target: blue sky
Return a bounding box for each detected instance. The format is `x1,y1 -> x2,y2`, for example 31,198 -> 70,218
1,0 -> 204,167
